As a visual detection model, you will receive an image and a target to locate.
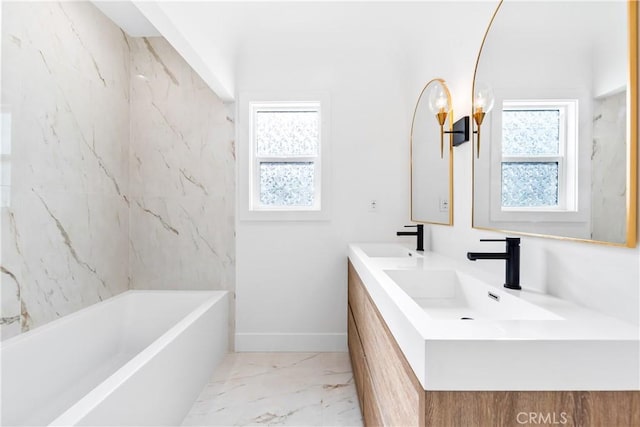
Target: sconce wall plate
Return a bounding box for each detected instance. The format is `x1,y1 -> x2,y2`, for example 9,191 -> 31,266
452,116 -> 470,146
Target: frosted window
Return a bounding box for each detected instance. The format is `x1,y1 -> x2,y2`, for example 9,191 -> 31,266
502,110 -> 560,156
255,111 -> 319,157
259,162 -> 315,206
502,162 -> 558,207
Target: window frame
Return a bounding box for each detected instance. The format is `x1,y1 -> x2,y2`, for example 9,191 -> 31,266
250,102 -> 322,211
238,92 -> 331,221
488,97 -> 583,224
497,99 -> 578,212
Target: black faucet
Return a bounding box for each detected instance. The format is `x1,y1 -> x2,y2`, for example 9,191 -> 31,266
396,224 -> 424,251
466,238 -> 521,290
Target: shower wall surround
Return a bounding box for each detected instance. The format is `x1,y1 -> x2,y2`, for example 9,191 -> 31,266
591,91 -> 627,243
128,37 -> 235,295
1,2 -> 235,340
1,2 -> 131,339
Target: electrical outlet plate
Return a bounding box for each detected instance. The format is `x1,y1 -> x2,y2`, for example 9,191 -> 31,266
439,198 -> 449,212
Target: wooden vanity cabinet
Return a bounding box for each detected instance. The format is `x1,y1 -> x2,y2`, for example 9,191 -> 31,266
347,261 -> 640,427
347,261 -> 424,426
347,307 -> 364,409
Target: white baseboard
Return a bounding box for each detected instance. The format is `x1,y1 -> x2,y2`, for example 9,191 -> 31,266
234,332 -> 347,352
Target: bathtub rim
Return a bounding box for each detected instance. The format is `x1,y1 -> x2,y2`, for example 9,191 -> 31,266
1,290 -> 128,349
0,290 -> 223,349
49,290 -> 228,426
1,290 -> 229,426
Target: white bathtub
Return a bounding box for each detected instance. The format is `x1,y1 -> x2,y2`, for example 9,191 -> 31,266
1,290 -> 229,426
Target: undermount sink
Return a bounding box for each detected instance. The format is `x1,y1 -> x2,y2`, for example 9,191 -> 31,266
358,243 -> 422,258
384,269 -> 562,321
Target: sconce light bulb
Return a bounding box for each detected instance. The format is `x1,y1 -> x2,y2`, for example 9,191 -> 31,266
424,79 -> 452,159
473,82 -> 493,159
427,81 -> 451,115
473,82 -> 495,114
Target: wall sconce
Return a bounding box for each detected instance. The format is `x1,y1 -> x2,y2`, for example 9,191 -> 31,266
427,80 -> 451,158
472,82 -> 495,158
427,81 -> 470,158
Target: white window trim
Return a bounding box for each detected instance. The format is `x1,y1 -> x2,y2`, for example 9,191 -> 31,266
238,92 -> 331,221
489,98 -> 583,223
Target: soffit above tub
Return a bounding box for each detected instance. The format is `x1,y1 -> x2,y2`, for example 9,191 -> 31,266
91,1 -> 160,37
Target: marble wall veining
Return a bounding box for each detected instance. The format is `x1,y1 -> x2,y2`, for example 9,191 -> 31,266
129,37 -> 235,297
1,1 -> 131,339
1,3 -> 235,341
591,90 -> 627,243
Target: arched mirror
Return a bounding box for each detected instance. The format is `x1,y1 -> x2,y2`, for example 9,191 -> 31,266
411,78 -> 454,225
472,0 -> 637,247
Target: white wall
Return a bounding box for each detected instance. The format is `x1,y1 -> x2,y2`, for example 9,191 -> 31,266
592,0 -> 628,97
233,2 -> 503,351
235,43 -> 412,350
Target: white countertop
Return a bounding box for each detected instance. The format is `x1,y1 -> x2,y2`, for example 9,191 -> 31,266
348,243 -> 640,391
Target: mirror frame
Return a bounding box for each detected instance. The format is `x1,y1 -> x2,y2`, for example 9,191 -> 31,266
410,78 -> 454,225
471,0 -> 638,248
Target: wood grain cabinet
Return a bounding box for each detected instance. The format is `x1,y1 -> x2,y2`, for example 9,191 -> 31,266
347,261 -> 640,427
348,261 -> 424,426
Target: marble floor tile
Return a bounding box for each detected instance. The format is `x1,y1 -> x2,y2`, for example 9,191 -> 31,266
181,352 -> 363,427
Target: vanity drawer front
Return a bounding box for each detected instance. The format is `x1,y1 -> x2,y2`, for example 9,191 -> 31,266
348,262 -> 366,327
348,261 -> 423,427
347,305 -> 365,410
363,368 -> 385,427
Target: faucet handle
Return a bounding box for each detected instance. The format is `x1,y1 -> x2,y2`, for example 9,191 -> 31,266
480,237 -> 519,243
404,224 -> 422,228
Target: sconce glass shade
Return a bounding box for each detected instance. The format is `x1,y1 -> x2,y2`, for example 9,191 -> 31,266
473,82 -> 495,117
473,82 -> 494,158
426,80 -> 451,158
427,81 -> 451,120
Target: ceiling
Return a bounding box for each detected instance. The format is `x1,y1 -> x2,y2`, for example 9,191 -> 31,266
92,1 -> 622,102
94,1 -> 490,101
92,1 -> 160,37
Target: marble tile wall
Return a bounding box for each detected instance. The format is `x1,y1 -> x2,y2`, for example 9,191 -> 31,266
1,1 -> 131,339
128,36 -> 235,297
1,3 -> 235,341
591,91 -> 626,243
